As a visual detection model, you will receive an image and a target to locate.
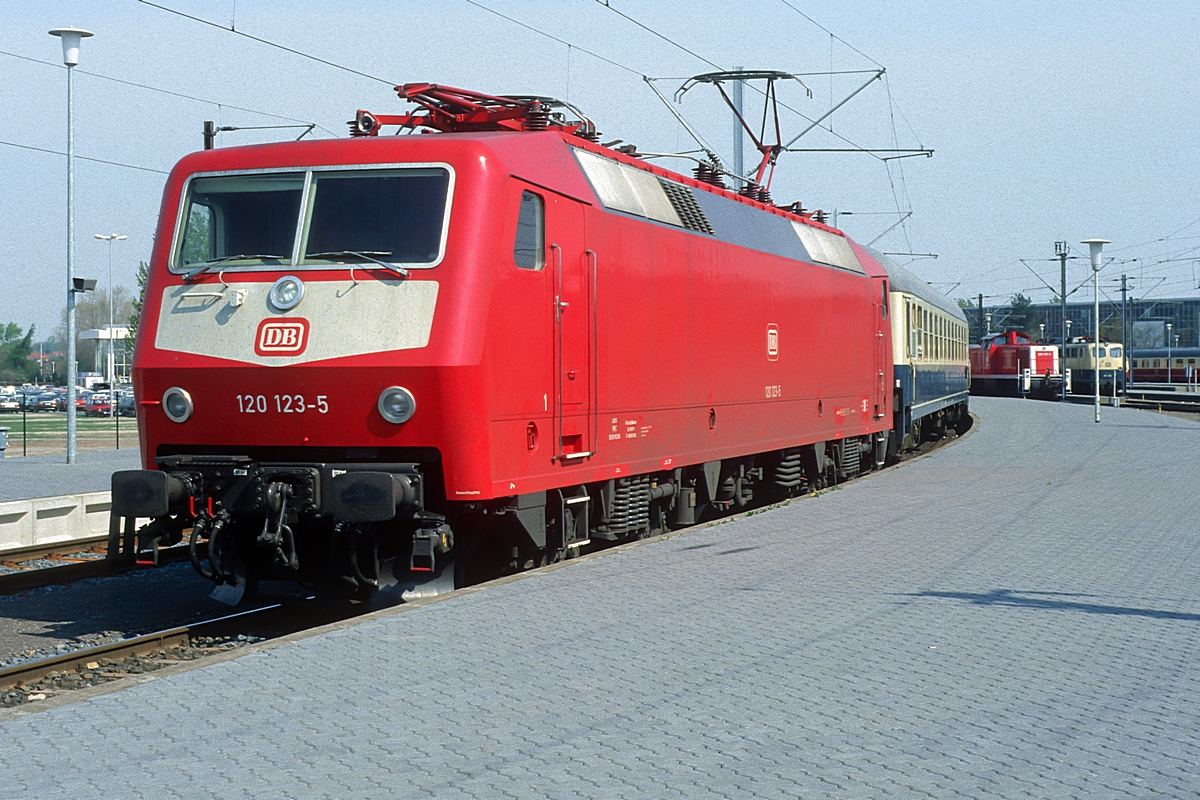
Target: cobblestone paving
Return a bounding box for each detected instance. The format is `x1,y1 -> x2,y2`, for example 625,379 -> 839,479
1,398 -> 1197,798
0,448 -> 140,502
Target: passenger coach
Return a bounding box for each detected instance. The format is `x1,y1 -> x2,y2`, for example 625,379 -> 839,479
882,257 -> 970,448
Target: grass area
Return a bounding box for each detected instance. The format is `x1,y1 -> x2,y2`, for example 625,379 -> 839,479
0,411 -> 139,456
0,412 -> 134,439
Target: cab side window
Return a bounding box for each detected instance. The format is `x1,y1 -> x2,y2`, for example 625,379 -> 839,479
513,191 -> 544,270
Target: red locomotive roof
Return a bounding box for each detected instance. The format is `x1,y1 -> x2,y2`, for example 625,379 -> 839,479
345,81 -> 843,236
980,330 -> 1032,347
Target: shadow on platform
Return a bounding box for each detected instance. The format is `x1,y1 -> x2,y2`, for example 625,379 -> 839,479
911,588 -> 1200,622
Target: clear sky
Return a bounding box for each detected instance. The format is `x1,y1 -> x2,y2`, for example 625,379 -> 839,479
2,1 -> 1198,335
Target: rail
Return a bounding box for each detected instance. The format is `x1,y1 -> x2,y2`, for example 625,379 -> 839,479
0,541 -> 194,596
0,605 -> 282,692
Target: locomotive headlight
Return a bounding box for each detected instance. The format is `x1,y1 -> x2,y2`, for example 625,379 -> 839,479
269,275 -> 304,311
162,387 -> 193,423
377,386 -> 415,424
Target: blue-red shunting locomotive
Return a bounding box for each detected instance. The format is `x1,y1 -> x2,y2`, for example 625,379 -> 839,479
109,84 -> 969,599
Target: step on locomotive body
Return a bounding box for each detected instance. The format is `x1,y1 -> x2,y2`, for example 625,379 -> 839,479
111,85 -> 967,598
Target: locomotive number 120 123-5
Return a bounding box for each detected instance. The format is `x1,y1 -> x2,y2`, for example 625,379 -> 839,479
237,394 -> 329,414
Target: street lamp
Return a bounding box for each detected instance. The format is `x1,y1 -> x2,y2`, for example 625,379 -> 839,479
50,26 -> 94,465
1083,239 -> 1109,423
985,313 -> 992,334
1039,323 -> 1045,342
1166,323 -> 1173,383
1063,320 -> 1073,395
94,233 -> 126,395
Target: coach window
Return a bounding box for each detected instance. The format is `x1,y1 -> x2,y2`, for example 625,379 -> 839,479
881,282 -> 888,318
513,191 -> 545,270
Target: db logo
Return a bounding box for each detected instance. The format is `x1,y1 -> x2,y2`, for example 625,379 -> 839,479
255,318 -> 309,356
766,323 -> 779,361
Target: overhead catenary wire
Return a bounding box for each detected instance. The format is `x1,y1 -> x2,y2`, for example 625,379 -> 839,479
591,0 -> 721,71
0,48 -> 335,135
590,1 -> 896,163
772,0 -> 886,70
464,0 -> 641,77
0,139 -> 169,175
137,0 -> 395,86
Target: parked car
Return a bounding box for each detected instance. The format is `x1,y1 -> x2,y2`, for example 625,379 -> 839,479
37,394 -> 58,412
0,395 -> 19,413
117,394 -> 136,417
85,392 -> 112,416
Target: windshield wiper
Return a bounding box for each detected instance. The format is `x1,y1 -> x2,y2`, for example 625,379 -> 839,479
183,254 -> 287,282
306,250 -> 409,278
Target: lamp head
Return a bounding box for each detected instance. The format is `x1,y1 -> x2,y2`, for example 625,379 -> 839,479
49,27 -> 93,66
1081,238 -> 1110,272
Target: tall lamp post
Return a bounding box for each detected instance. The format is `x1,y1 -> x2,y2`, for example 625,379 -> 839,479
1083,239 -> 1109,423
1166,323 -> 1173,383
94,233 -> 126,395
50,26 -> 94,465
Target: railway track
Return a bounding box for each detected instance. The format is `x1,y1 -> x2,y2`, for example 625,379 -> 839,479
0,539 -> 196,596
1119,387 -> 1200,414
0,601 -> 364,707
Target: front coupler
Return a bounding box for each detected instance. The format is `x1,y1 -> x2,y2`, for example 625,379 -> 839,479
109,456 -> 438,586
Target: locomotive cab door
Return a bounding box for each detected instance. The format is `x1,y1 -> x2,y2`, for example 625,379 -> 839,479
547,196 -> 595,462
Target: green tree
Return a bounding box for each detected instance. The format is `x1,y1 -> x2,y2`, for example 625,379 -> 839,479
125,260 -> 149,355
1007,293 -> 1039,335
180,207 -> 211,265
0,323 -> 38,383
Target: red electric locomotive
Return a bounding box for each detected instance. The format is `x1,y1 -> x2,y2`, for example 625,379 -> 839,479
111,84 -> 906,599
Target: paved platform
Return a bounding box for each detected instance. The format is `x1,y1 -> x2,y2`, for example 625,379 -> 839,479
1,397 -> 1198,798
0,449 -> 140,503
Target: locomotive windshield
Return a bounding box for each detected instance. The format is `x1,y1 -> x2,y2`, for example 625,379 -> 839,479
173,166 -> 452,272
177,173 -> 304,268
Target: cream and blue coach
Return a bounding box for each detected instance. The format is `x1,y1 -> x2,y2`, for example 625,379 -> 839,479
880,256 -> 971,448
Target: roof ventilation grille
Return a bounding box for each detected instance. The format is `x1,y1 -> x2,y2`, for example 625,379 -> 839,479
658,179 -> 714,235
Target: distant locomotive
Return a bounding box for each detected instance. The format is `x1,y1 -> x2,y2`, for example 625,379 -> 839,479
110,83 -> 968,600
1062,338 -> 1125,395
970,330 -> 1061,397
